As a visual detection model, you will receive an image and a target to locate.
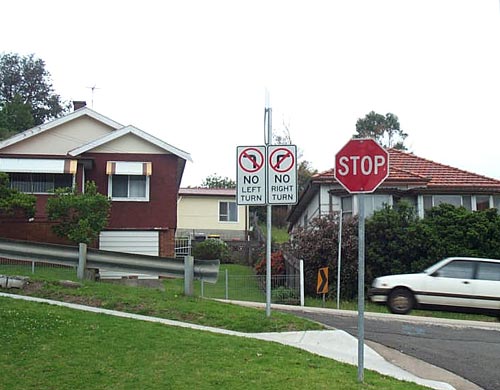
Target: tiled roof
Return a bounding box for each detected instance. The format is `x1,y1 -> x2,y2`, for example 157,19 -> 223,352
179,187 -> 236,196
387,149 -> 500,188
312,149 -> 500,189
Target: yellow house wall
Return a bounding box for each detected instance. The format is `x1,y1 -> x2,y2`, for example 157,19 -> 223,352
177,196 -> 247,233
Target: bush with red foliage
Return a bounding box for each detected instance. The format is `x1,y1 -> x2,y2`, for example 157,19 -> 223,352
255,250 -> 285,276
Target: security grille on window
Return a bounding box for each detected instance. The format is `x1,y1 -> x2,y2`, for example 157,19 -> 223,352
9,173 -> 73,193
219,201 -> 237,222
106,161 -> 152,201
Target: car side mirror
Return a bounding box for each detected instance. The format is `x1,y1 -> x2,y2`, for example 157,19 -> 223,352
431,271 -> 440,277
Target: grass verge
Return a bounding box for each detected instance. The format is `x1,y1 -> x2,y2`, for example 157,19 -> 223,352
0,297 -> 429,390
0,265 -> 317,333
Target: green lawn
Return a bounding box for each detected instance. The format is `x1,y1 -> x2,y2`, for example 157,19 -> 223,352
0,297 -> 429,390
259,222 -> 289,244
0,264 -> 315,333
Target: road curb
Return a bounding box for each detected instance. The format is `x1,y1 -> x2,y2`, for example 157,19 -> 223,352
217,300 -> 500,331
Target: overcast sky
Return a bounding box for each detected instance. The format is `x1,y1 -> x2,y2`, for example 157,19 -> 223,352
3,1 -> 500,186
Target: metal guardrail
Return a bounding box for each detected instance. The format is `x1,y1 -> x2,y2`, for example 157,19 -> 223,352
0,237 -> 219,284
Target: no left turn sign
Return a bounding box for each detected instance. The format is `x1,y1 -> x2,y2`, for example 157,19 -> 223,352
239,147 -> 265,173
237,146 -> 266,205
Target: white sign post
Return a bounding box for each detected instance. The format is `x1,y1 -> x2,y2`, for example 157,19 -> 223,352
237,146 -> 266,205
267,145 -> 298,205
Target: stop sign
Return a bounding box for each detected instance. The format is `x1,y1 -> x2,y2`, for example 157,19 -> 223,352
334,138 -> 389,193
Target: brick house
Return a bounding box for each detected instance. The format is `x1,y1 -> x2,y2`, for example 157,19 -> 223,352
0,105 -> 191,257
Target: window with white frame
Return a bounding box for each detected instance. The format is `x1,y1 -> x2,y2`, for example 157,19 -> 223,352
363,194 -> 391,216
108,174 -> 149,201
341,196 -> 353,218
106,161 -> 151,201
476,195 -> 490,211
219,201 -> 238,222
9,173 -> 73,193
423,194 -> 493,214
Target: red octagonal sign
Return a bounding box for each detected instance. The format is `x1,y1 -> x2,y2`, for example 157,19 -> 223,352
334,138 -> 389,193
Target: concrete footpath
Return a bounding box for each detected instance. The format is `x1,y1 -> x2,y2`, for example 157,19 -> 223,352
1,293 -> 466,390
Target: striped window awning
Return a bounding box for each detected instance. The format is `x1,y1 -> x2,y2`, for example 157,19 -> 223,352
106,161 -> 152,176
0,158 -> 77,174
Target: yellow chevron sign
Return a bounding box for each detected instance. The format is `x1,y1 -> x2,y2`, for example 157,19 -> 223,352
317,267 -> 328,294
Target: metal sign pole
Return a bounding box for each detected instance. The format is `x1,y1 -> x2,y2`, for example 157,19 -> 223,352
265,94 -> 272,317
337,209 -> 342,309
357,194 -> 365,382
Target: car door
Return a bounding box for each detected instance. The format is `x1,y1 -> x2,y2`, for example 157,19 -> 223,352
425,259 -> 478,309
473,261 -> 500,310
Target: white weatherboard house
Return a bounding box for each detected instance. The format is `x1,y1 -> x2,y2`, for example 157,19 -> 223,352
288,148 -> 500,232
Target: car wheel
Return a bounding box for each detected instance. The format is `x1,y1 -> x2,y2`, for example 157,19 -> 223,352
388,288 -> 415,315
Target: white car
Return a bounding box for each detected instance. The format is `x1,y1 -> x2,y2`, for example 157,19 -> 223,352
368,257 -> 500,314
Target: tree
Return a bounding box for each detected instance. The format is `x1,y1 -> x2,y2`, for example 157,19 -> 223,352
0,94 -> 35,139
201,174 -> 236,189
0,52 -> 68,131
354,111 -> 408,150
46,181 -> 111,245
297,160 -> 318,195
0,172 -> 36,218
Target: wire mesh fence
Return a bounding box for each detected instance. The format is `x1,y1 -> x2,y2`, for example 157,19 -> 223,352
1,257 -> 302,306
200,270 -> 301,305
0,258 -> 77,279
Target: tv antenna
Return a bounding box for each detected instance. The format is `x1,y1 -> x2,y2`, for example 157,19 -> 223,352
86,84 -> 101,108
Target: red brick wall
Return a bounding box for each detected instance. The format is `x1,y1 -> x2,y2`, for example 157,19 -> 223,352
1,152 -> 183,256
84,153 -> 180,230
0,219 -> 98,247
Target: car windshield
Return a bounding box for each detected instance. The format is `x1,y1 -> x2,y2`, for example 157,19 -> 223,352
423,258 -> 450,274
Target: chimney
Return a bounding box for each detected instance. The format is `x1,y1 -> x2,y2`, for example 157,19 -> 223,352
73,101 -> 87,111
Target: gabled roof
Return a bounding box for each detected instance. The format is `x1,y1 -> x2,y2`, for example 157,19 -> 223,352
0,107 -> 123,150
68,125 -> 192,162
179,187 -> 236,197
0,106 -> 192,162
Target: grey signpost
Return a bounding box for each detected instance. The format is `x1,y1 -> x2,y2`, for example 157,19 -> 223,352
334,138 -> 389,382
236,102 -> 297,317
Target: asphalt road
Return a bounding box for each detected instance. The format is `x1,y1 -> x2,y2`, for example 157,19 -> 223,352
283,309 -> 500,390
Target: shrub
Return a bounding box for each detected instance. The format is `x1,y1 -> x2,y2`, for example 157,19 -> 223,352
366,202 -> 500,280
291,214 -> 358,299
192,238 -> 230,261
46,181 -> 110,245
272,286 -> 299,304
255,250 -> 285,276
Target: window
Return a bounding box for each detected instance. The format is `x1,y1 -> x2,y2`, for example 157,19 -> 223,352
434,195 -> 462,207
341,196 -> 353,218
9,173 -> 73,193
109,175 -> 149,201
476,262 -> 500,281
363,194 -> 391,216
219,201 -> 237,222
435,260 -> 475,279
476,195 -> 490,211
423,195 -> 476,214
494,196 -> 500,210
